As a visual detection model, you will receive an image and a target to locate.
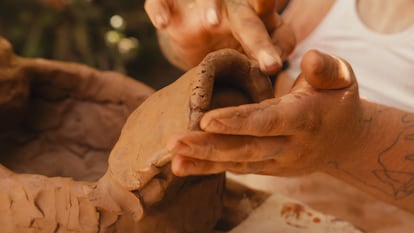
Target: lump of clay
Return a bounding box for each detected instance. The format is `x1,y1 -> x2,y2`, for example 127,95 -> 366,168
104,48 -> 274,232
0,35 -> 274,233
0,36 -> 153,232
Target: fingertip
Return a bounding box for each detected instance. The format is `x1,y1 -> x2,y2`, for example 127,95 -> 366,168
301,50 -> 354,90
302,50 -> 326,75
197,0 -> 221,27
144,0 -> 171,28
257,49 -> 282,74
205,8 -> 220,26
166,134 -> 180,152
201,106 -> 257,135
200,115 -> 227,133
171,155 -> 193,177
199,115 -> 213,131
166,132 -> 190,153
171,155 -> 185,176
155,14 -> 170,28
227,2 -> 281,74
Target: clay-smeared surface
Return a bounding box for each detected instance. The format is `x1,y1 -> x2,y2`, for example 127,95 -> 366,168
105,48 -> 273,232
0,36 -> 153,233
0,36 -> 274,233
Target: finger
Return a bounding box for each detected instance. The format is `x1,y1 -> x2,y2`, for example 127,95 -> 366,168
167,131 -> 286,162
197,0 -> 222,27
0,36 -> 14,65
225,1 -> 282,74
172,155 -> 278,176
144,0 -> 171,28
200,96 -> 315,136
248,0 -> 276,16
270,16 -> 296,60
301,50 -> 355,90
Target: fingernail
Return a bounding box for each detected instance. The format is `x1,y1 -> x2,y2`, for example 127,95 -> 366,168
155,14 -> 169,28
258,50 -> 280,73
201,118 -> 227,132
206,9 -> 219,26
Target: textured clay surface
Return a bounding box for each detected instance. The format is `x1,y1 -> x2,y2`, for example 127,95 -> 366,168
0,36 -> 274,233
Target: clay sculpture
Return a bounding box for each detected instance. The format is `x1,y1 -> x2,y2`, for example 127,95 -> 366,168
0,35 -> 274,233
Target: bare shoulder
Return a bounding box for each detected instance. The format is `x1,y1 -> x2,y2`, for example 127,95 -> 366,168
282,0 -> 336,43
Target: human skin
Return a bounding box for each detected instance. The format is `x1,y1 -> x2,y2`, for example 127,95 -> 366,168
275,0 -> 414,95
0,40 -> 274,232
166,50 -> 414,214
144,0 -> 295,74
145,0 -> 414,213
145,0 -> 414,93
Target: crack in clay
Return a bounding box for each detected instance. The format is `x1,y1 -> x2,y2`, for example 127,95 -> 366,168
0,42 -> 275,233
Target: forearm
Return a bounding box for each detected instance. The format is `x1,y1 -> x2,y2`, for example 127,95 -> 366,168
323,100 -> 414,213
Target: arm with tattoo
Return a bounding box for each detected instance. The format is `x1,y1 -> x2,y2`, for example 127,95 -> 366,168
324,103 -> 414,212
166,49 -> 414,213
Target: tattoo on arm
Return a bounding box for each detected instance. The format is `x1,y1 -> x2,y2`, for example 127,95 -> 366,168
329,111 -> 414,201
373,114 -> 414,200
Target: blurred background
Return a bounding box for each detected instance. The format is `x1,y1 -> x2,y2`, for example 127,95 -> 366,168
0,0 -> 182,89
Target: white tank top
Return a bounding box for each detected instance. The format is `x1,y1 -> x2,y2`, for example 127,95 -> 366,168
286,0 -> 414,112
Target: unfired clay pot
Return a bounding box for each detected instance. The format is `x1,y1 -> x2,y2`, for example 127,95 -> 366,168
0,36 -> 274,233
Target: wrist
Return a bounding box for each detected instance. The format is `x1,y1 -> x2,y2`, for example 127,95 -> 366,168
322,100 -> 414,211
318,99 -> 371,172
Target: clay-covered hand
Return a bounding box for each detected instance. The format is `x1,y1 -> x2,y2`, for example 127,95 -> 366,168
144,0 -> 295,74
168,50 -> 364,176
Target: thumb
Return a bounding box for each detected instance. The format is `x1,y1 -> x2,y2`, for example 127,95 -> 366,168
301,50 -> 355,90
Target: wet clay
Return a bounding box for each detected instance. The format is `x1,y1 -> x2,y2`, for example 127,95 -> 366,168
0,36 -> 274,233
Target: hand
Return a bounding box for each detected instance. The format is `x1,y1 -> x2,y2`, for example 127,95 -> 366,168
145,0 -> 295,74
167,50 -> 365,177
